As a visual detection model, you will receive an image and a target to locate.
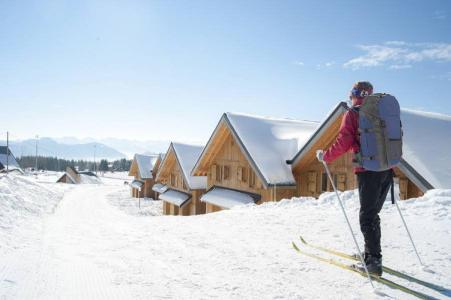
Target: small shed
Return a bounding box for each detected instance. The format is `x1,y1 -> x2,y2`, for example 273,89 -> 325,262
288,102 -> 451,199
128,154 -> 161,198
0,146 -> 23,174
191,112 -> 318,213
155,143 -> 207,216
56,166 -> 82,184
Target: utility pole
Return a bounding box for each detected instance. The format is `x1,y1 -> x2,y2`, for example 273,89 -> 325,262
6,131 -> 9,173
35,135 -> 39,172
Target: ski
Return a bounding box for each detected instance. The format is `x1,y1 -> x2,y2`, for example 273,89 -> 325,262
292,242 -> 438,300
298,235 -> 450,295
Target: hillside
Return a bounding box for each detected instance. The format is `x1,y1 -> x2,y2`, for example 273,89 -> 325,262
0,174 -> 449,299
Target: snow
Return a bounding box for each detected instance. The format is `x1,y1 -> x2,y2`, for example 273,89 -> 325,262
152,183 -> 168,193
171,143 -> 207,190
226,112 -> 319,185
158,189 -> 190,207
134,154 -> 158,179
1,174 -> 450,299
401,108 -> 451,189
78,174 -> 103,184
107,188 -> 162,216
201,187 -> 256,209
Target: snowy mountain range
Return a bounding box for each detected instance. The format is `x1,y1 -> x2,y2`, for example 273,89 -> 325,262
1,137 -> 170,160
3,138 -> 126,160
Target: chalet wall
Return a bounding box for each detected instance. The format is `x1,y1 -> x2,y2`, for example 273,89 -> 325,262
205,133 -> 296,210
294,152 -> 423,200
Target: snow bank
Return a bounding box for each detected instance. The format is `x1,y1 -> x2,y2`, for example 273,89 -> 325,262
79,174 -> 103,184
0,174 -> 65,253
107,189 -> 162,216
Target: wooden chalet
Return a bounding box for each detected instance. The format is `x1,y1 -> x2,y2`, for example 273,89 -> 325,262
155,143 -> 207,216
191,112 -> 318,213
56,166 -> 98,184
288,102 -> 451,199
128,154 -> 162,198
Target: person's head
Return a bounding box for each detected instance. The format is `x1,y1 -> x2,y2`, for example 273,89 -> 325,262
349,81 -> 373,106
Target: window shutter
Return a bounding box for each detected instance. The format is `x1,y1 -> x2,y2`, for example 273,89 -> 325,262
215,165 -> 222,182
211,164 -> 217,182
223,165 -> 230,180
237,166 -> 243,182
308,171 -> 317,194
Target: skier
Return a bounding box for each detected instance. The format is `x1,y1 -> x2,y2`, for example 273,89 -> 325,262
316,81 -> 393,276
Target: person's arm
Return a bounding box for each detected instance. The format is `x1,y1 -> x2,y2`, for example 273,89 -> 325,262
323,111 -> 357,163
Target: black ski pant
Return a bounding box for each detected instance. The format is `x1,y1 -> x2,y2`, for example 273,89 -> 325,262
357,169 -> 393,258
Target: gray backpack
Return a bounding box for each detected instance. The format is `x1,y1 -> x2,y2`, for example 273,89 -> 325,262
353,93 -> 403,171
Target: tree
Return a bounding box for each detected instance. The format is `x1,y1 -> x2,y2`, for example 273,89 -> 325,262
99,159 -> 109,172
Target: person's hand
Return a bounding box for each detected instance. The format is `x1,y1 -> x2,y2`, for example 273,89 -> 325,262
316,150 -> 324,163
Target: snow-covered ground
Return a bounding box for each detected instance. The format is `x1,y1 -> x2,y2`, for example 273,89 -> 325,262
0,173 -> 450,299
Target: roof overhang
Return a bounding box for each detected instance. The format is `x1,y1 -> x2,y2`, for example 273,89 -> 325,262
159,189 -> 192,207
200,186 -> 261,209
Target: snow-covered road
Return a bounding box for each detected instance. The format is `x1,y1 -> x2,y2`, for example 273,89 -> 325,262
1,176 -> 450,299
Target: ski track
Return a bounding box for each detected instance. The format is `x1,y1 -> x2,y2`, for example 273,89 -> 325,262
0,177 -> 450,299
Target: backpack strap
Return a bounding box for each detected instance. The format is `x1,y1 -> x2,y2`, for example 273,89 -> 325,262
390,169 -> 395,204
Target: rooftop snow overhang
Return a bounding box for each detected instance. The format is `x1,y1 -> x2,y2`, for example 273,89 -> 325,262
152,183 -> 168,193
200,186 -> 261,209
131,179 -> 145,190
287,102 -> 348,170
191,113 -> 271,188
398,159 -> 434,192
159,189 -> 192,207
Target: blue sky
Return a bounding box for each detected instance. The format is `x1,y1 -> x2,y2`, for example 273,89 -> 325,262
1,0 -> 450,143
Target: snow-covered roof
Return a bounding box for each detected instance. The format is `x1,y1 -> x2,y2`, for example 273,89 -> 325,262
200,187 -> 259,209
152,183 -> 168,193
289,102 -> 451,190
400,108 -> 451,189
159,189 -> 191,207
171,143 -> 207,190
0,146 -> 21,171
193,112 -> 319,187
133,154 -> 159,179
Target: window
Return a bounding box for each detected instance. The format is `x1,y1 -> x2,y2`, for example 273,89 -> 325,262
223,165 -> 230,180
321,173 -> 328,192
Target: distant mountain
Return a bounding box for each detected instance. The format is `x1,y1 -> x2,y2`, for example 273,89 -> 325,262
53,137 -> 170,158
4,138 -> 127,160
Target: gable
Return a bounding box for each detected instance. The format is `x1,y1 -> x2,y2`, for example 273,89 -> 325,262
155,147 -> 189,191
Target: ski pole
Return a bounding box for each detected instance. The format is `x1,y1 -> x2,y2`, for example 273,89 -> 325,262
393,196 -> 424,266
321,160 -> 375,289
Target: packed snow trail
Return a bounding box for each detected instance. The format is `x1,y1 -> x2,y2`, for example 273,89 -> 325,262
1,176 -> 450,299
1,184 -> 134,299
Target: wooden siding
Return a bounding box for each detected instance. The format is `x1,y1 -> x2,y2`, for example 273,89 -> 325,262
292,114 -> 423,200
204,130 -> 296,212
